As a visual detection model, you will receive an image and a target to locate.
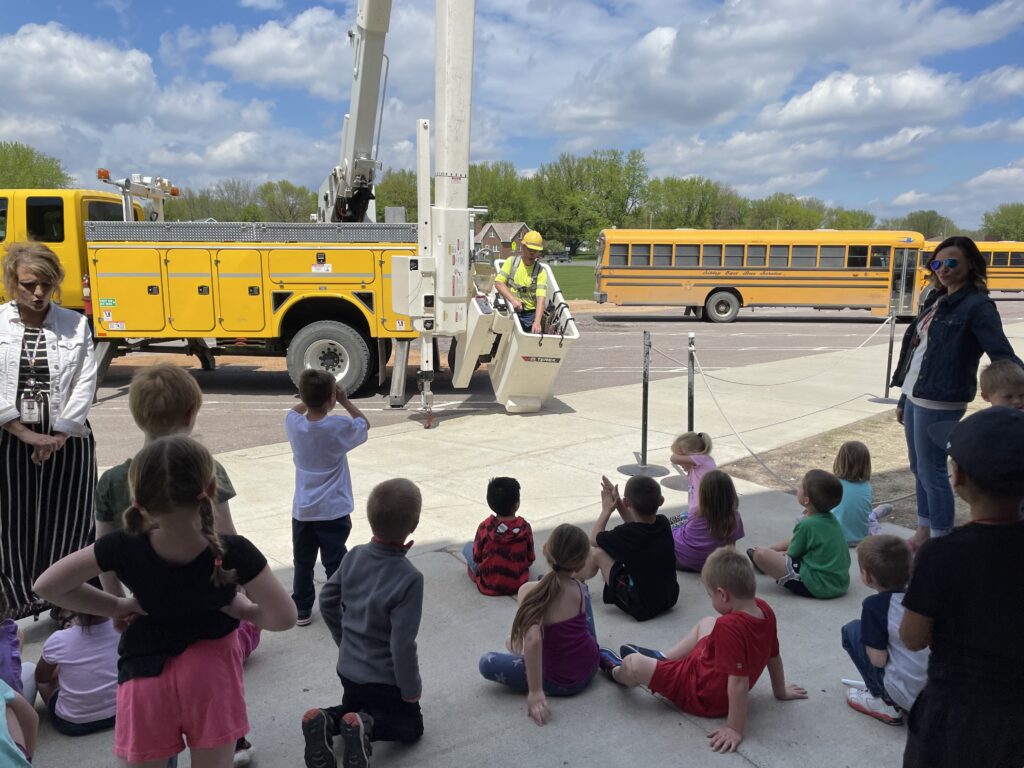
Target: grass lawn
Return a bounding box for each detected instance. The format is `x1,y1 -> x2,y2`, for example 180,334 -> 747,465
550,264 -> 596,300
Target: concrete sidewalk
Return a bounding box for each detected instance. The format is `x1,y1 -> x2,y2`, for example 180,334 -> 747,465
20,327 -> 980,768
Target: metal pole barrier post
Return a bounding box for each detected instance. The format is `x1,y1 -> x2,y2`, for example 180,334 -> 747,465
687,332 -> 696,432
640,330 -> 650,466
884,311 -> 897,399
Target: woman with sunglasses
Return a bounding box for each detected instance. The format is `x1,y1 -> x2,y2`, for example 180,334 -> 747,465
0,242 -> 97,620
890,236 -> 1022,547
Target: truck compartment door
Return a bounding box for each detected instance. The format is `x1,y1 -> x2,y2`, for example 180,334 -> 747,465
215,249 -> 265,332
167,248 -> 216,333
268,248 -> 375,286
90,248 -> 166,334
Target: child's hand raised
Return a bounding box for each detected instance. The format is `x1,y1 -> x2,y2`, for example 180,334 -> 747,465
527,690 -> 550,726
600,476 -> 624,514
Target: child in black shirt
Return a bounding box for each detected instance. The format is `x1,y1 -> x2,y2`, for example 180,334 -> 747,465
900,407 -> 1024,768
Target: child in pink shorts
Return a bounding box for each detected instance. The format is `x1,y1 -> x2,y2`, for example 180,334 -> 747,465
35,436 -> 296,767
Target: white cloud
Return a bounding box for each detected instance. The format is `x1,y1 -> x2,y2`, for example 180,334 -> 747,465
239,0 -> 284,10
734,169 -> 829,198
966,157 -> 1024,191
852,126 -> 937,159
892,190 -> 933,207
970,65 -> 1024,99
158,25 -> 206,67
948,118 -> 1024,142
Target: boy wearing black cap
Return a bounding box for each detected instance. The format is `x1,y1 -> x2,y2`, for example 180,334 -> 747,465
899,407 -> 1024,768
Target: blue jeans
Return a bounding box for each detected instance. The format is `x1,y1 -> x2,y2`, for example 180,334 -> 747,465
903,400 -> 964,536
841,619 -> 891,703
479,585 -> 596,696
292,515 -> 352,613
462,541 -> 478,575
517,310 -> 536,333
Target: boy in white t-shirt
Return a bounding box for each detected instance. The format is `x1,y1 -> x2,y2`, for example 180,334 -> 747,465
286,370 -> 369,626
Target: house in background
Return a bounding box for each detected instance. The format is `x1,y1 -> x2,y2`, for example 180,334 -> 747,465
474,221 -> 532,260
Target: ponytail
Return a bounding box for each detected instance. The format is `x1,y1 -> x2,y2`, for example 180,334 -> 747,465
510,570 -> 562,651
198,494 -> 237,587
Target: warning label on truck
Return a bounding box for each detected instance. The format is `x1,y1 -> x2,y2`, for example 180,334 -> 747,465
99,298 -> 116,307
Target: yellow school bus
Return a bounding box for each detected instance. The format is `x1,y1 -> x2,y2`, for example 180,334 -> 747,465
922,240 -> 1024,293
593,229 -> 926,322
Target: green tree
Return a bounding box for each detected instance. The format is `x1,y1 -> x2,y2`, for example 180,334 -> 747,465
469,161 -> 532,223
744,193 -> 826,229
641,176 -> 743,229
981,203 -> 1024,241
373,168 -> 418,223
164,178 -> 261,221
894,210 -> 957,239
256,180 -> 316,222
824,207 -> 876,229
0,142 -> 73,188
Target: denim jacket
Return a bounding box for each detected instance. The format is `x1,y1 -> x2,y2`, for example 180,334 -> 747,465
891,285 -> 1022,407
0,301 -> 97,436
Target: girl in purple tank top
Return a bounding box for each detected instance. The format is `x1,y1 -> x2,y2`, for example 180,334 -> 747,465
479,524 -> 599,725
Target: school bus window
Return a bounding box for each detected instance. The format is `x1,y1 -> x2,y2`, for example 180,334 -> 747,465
921,251 -> 934,266
675,244 -> 699,267
0,198 -> 7,242
769,245 -> 789,267
632,244 -> 651,267
724,245 -> 743,267
847,245 -> 868,268
609,243 -> 628,266
26,197 -> 64,243
1010,252 -> 1024,267
981,251 -> 993,265
746,244 -> 766,267
992,251 -> 1010,267
820,245 -> 845,269
792,245 -> 817,268
870,246 -> 891,269
652,244 -> 672,267
703,244 -> 723,267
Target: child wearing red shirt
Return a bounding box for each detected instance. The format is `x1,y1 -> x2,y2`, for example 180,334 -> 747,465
599,548 -> 807,753
463,477 -> 535,596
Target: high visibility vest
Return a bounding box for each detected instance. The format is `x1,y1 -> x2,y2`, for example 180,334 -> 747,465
505,255 -> 543,308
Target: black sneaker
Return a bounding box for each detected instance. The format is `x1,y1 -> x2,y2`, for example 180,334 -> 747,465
339,712 -> 373,768
297,610 -> 313,627
233,737 -> 254,766
746,548 -> 764,575
619,643 -> 666,660
302,708 -> 339,768
598,647 -> 622,681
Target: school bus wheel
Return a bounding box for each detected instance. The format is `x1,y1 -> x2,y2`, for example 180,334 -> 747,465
286,320 -> 372,393
704,290 -> 740,323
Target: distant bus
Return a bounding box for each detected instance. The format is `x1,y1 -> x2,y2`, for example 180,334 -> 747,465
922,240 -> 1024,293
593,229 -> 925,322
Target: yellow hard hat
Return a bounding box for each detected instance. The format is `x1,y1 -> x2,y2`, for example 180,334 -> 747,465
522,230 -> 543,251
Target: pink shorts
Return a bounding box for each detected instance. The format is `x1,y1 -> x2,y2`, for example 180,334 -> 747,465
114,633 -> 249,762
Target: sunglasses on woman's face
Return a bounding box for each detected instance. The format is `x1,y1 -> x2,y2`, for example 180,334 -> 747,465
929,258 -> 959,271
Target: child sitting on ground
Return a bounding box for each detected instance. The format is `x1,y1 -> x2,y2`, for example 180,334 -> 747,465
464,477 -> 535,596
673,469 -> 745,572
600,547 -> 807,753
36,601 -> 120,736
35,436 -> 297,768
980,358 -> 1024,410
831,441 -> 893,545
671,432 -> 716,520
899,407 -> 1024,768
0,679 -> 36,767
94,363 -> 259,764
479,524 -> 600,726
304,478 -> 424,768
286,370 -> 369,626
748,469 -> 850,599
0,598 -> 36,707
841,535 -> 928,726
577,475 -> 679,621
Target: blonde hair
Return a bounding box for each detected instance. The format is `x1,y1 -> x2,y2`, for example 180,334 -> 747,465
833,441 -> 872,483
980,359 -> 1024,397
698,470 -> 739,542
672,431 -> 712,456
126,436 -> 236,587
129,363 -> 203,438
509,524 -> 590,651
701,547 -> 756,600
2,241 -> 65,298
856,535 -> 912,591
367,478 -> 421,541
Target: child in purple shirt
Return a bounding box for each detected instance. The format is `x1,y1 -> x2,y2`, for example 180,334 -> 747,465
674,470 -> 745,572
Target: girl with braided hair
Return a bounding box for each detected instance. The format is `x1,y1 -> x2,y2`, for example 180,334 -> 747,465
34,435 -> 295,767
479,524 -> 600,726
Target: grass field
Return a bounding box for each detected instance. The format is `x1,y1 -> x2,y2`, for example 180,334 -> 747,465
550,264 -> 596,300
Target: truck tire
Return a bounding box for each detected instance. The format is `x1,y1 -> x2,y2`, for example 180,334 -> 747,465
704,291 -> 740,323
286,321 -> 372,394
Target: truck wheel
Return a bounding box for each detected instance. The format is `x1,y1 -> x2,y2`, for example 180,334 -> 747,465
704,291 -> 740,323
286,321 -> 372,394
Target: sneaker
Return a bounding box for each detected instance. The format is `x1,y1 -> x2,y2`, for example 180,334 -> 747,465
872,503 -> 894,521
296,610 -> 313,627
598,647 -> 622,680
339,712 -> 373,768
666,512 -> 688,528
619,644 -> 666,660
302,708 -> 340,768
746,548 -> 764,574
846,687 -> 904,726
233,737 -> 254,766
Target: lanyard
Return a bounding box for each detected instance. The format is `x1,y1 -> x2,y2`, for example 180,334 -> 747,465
26,330 -> 45,373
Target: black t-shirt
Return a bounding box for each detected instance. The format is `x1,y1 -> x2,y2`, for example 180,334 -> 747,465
596,516 -> 679,614
903,520 -> 1024,702
94,530 -> 267,682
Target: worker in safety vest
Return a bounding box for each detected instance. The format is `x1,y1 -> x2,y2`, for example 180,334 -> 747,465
494,230 -> 548,334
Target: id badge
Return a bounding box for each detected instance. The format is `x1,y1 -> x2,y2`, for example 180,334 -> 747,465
19,398 -> 41,425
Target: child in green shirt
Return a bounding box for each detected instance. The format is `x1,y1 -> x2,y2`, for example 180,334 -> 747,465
748,469 -> 850,599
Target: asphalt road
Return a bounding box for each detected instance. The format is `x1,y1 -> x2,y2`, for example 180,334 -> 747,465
89,297 -> 1024,466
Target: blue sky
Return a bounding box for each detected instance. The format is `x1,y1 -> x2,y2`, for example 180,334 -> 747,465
2,0 -> 1023,227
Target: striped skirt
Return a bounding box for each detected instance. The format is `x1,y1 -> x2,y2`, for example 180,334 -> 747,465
0,427 -> 96,619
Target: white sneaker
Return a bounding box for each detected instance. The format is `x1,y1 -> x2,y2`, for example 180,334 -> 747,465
846,686 -> 903,725
872,504 -> 894,520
